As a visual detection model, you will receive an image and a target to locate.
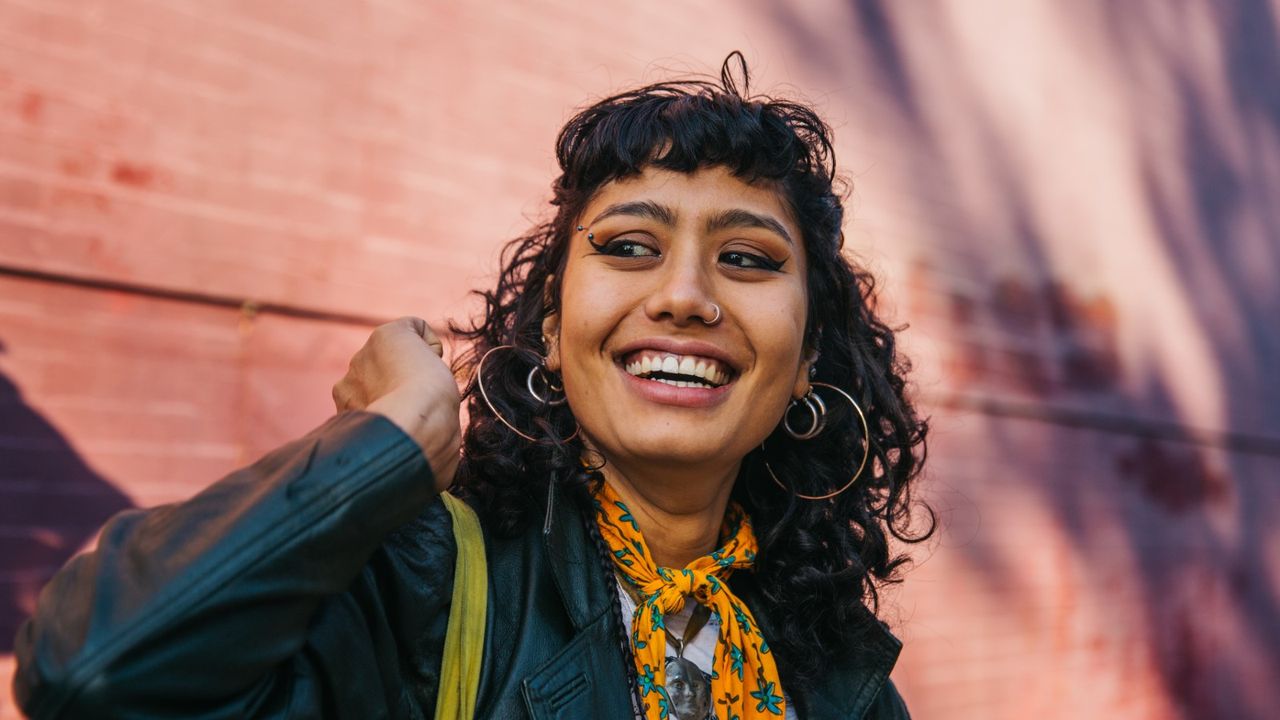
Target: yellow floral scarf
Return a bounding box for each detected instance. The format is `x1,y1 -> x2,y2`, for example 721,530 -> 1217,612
593,479 -> 786,719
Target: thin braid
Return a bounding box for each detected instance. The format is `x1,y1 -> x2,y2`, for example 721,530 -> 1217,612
575,469 -> 644,717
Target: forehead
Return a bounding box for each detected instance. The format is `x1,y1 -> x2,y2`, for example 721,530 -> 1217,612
581,165 -> 798,230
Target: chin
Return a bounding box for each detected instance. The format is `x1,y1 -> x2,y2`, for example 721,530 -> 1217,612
614,434 -> 744,467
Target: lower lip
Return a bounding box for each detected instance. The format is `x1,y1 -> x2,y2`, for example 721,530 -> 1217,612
618,364 -> 733,408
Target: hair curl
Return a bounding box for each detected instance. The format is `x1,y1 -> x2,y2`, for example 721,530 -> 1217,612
448,52 -> 934,695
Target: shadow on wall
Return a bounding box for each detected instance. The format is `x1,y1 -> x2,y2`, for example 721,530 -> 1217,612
768,0 -> 1280,718
0,339 -> 134,653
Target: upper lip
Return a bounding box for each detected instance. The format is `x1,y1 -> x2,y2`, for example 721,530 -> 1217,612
613,337 -> 741,372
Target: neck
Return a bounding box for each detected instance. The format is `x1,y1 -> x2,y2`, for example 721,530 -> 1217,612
593,450 -> 740,569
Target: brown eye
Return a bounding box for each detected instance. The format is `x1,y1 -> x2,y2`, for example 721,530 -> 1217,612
613,241 -> 657,257
721,250 -> 783,271
592,237 -> 659,258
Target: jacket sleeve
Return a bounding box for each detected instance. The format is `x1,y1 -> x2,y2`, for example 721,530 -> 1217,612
12,411 -> 443,719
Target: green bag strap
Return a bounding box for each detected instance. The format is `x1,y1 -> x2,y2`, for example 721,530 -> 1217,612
435,492 -> 489,720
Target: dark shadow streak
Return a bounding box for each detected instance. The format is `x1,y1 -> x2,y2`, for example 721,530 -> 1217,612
768,2 -> 1280,718
0,344 -> 133,653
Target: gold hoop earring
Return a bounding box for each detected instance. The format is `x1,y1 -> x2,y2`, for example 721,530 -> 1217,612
475,345 -> 579,443
761,382 -> 870,501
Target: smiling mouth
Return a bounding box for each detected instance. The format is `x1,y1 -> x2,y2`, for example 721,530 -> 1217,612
619,351 -> 735,389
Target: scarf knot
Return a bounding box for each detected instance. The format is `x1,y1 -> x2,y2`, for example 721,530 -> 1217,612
593,481 -> 786,720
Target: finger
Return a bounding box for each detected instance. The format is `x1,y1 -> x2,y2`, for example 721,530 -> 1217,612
426,331 -> 444,358
398,315 -> 427,336
395,315 -> 444,357
332,379 -> 353,412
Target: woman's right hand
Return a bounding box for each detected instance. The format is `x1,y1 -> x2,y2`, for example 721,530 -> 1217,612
332,316 -> 461,492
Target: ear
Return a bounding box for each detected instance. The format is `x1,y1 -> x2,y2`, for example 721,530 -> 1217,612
541,275 -> 561,372
792,345 -> 818,400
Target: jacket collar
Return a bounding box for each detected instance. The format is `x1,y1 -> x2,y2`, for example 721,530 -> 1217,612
539,480 -> 903,719
541,479 -> 613,631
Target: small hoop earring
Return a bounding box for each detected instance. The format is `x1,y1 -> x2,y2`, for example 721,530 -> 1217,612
475,345 -> 579,443
761,382 -> 870,501
526,365 -> 568,406
702,304 -> 722,326
782,388 -> 827,440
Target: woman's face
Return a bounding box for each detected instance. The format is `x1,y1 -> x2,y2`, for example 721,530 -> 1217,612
543,165 -> 813,470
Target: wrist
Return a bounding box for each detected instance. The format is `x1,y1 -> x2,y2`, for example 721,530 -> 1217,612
366,392 -> 459,492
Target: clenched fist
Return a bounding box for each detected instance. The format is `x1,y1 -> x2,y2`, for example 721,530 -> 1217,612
332,316 -> 461,492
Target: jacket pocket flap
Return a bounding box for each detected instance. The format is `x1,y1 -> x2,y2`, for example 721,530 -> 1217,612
520,612 -> 633,719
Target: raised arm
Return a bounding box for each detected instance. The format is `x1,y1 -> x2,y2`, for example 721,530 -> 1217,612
13,318 -> 462,719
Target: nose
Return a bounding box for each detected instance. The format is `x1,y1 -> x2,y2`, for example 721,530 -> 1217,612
642,247 -> 719,327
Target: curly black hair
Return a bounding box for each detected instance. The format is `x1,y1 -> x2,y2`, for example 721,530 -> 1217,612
448,52 -> 933,695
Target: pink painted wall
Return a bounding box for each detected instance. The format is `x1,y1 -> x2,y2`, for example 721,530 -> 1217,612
2,1 -> 1277,718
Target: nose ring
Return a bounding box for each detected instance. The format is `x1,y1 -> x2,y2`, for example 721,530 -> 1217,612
703,303 -> 722,326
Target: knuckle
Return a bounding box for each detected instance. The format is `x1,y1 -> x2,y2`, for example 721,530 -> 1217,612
402,315 -> 431,338
332,380 -> 350,406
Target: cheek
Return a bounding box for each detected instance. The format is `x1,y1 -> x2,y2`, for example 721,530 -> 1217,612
744,288 -> 808,359
561,285 -> 616,344
557,274 -> 632,368
753,317 -> 808,426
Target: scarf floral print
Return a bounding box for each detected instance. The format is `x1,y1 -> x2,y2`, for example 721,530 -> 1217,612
593,480 -> 785,719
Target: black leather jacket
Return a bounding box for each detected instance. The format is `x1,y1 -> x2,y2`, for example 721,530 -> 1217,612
13,412 -> 910,719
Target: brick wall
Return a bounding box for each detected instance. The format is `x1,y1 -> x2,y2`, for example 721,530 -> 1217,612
2,1 -> 1277,718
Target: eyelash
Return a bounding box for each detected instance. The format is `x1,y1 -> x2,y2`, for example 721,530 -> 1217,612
590,237 -> 655,258
722,250 -> 785,272
589,237 -> 786,272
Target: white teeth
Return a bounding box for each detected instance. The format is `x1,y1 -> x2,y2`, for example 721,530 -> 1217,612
622,351 -> 732,387
651,377 -> 710,388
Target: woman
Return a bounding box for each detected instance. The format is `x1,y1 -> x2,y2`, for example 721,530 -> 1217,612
13,55 -> 930,719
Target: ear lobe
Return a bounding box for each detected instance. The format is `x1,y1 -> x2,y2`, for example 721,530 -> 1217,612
541,277 -> 562,372
792,347 -> 819,399
792,361 -> 812,400
541,320 -> 561,370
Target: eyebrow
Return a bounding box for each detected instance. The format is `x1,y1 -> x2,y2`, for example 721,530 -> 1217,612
704,208 -> 794,246
589,201 -> 793,246
589,200 -> 677,226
